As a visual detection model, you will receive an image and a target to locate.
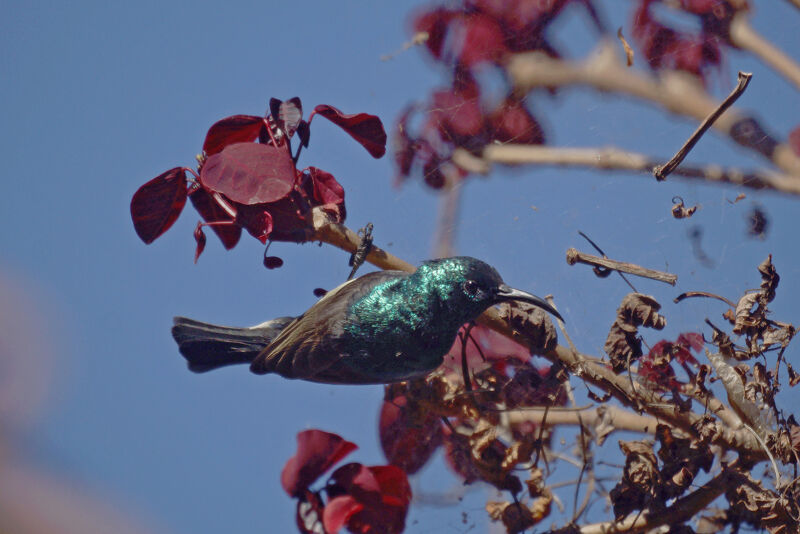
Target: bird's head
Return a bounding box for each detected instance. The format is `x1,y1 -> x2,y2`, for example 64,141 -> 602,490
417,257 -> 563,322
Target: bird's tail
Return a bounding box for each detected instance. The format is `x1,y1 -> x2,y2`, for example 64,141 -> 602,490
172,316 -> 294,373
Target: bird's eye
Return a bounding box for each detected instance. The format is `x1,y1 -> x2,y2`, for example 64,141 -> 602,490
463,280 -> 479,296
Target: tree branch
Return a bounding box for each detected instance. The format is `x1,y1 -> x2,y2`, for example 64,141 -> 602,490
729,13 -> 800,92
453,145 -> 800,196
505,41 -> 800,176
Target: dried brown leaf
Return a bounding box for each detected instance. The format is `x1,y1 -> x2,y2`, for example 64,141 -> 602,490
500,301 -> 557,355
758,254 -> 780,303
671,197 -> 698,219
604,294 -> 666,372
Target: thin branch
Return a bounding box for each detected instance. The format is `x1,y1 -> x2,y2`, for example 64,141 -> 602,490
463,144 -> 800,196
505,41 -> 800,176
566,248 -> 678,286
506,405 -> 658,435
654,71 -> 753,181
729,13 -> 800,92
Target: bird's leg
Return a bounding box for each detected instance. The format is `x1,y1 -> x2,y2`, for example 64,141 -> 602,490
347,222 -> 374,280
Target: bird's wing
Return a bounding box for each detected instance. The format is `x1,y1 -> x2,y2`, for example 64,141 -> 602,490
249,270 -> 408,382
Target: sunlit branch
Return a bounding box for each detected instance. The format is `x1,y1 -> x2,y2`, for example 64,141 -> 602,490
505,41 -> 800,176
729,13 -> 800,92
452,145 -> 800,196
506,404 -> 659,436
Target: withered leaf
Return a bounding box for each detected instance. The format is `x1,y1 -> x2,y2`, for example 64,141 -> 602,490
500,301 -> 557,355
671,197 -> 698,219
758,254 -> 780,303
604,294 -> 666,372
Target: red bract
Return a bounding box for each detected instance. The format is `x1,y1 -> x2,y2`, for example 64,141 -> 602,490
202,114 -> 265,156
281,429 -> 358,498
311,105 -> 387,158
440,324 -> 531,377
413,7 -> 456,60
130,167 -> 188,244
489,98 -> 545,145
324,463 -> 412,534
454,14 -> 507,67
379,393 -> 443,474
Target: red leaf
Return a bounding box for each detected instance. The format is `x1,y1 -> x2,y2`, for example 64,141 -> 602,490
430,87 -> 485,141
307,167 -> 345,206
188,188 -> 241,249
200,142 -> 296,205
193,222 -> 206,263
789,126 -> 800,157
236,205 -> 274,243
131,167 -> 188,244
323,495 -> 363,534
327,463 -> 411,534
677,332 -> 704,352
202,115 -> 265,156
380,394 -> 443,474
270,97 -> 304,138
312,105 -> 387,158
489,98 -> 545,145
456,14 -> 507,66
281,430 -> 358,497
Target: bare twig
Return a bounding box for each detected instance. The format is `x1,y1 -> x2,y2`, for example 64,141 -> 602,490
730,13 -> 800,92
566,248 -> 678,286
505,41 -> 800,176
462,144 -> 800,196
654,72 -> 753,181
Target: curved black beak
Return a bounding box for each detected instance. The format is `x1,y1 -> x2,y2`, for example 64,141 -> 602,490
496,284 -> 564,322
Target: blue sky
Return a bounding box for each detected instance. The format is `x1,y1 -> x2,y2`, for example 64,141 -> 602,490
2,2 -> 799,533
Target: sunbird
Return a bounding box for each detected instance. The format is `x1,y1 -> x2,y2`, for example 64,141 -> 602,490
172,256 -> 561,385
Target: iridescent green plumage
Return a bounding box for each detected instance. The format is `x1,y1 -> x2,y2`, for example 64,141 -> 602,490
173,256 -> 561,384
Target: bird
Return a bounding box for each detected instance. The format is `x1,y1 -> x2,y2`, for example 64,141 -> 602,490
172,256 -> 562,385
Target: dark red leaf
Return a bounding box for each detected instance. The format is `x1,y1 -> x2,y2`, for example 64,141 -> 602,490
323,495 -> 363,534
307,167 -> 345,206
188,188 -> 241,249
430,87 -> 485,141
131,167 -> 188,244
193,222 -> 206,263
379,394 -> 443,474
236,205 -> 274,243
202,115 -> 265,156
270,97 -> 303,138
312,105 -> 387,158
327,463 -> 411,534
457,14 -> 507,66
422,158 -> 445,189
200,142 -> 296,205
489,98 -> 545,145
789,126 -> 800,157
281,429 -> 358,497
